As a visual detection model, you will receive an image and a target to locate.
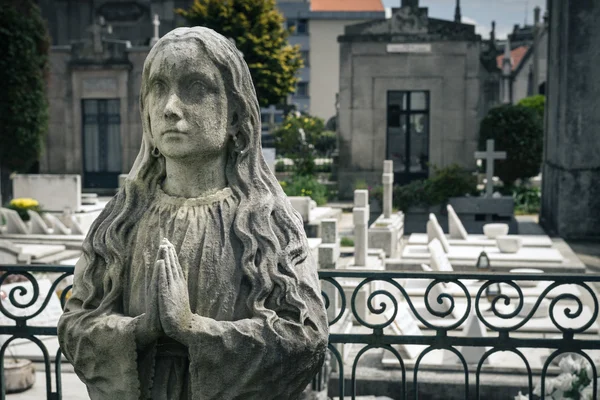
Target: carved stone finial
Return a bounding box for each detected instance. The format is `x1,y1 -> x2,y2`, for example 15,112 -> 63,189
454,0 -> 462,23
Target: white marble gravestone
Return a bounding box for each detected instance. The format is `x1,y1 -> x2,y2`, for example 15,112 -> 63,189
27,210 -> 53,235
385,304 -> 427,360
319,220 -> 340,322
368,160 -> 404,258
447,204 -> 468,240
447,310 -> 490,365
428,239 -> 454,272
426,214 -> 451,253
475,139 -> 506,198
13,174 -> 82,213
0,240 -> 31,264
262,148 -> 276,173
0,208 -> 29,234
318,219 -> 340,269
42,213 -> 72,235
353,190 -> 369,267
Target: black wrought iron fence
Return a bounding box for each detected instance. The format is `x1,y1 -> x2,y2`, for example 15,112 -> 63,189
0,265 -> 598,400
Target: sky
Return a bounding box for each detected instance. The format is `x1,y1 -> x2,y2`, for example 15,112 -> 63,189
381,0 -> 547,39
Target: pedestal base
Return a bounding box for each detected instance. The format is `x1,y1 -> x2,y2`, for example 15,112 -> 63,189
368,212 -> 404,258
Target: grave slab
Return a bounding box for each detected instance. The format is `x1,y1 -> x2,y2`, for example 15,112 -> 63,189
407,233 -> 553,247
401,244 -> 564,263
14,244 -> 67,260
0,234 -> 84,250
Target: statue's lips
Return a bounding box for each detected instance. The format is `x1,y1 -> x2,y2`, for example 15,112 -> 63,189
162,130 -> 187,136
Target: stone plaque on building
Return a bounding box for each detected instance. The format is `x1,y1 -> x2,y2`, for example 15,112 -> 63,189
97,2 -> 147,22
386,43 -> 432,53
83,78 -> 118,93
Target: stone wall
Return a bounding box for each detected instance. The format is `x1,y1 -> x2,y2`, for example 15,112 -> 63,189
540,0 -> 600,239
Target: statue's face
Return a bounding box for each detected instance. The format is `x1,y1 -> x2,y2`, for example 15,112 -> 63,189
146,41 -> 230,160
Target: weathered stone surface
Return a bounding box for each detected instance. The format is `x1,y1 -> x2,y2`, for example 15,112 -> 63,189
540,0 -> 600,239
13,174 -> 81,213
58,27 -> 328,400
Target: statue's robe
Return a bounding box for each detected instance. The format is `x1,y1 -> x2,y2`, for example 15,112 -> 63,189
58,187 -> 328,400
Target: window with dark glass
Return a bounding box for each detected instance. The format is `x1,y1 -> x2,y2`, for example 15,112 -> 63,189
300,50 -> 310,67
295,82 -> 309,97
287,19 -> 308,35
82,99 -> 122,188
386,91 -> 430,182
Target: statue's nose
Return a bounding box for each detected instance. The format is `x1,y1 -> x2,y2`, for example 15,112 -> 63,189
164,94 -> 183,120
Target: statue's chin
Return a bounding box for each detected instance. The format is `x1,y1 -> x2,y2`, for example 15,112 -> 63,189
160,145 -> 227,162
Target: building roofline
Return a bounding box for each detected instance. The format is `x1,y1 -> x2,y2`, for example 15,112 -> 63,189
309,11 -> 385,20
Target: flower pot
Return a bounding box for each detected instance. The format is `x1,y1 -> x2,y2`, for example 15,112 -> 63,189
496,236 -> 523,253
483,223 -> 509,239
4,359 -> 35,393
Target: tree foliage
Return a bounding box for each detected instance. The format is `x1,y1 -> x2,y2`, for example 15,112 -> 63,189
273,113 -> 335,175
518,94 -> 545,122
176,0 -> 303,107
0,0 -> 50,173
478,104 -> 543,186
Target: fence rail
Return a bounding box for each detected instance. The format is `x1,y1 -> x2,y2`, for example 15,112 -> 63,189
0,265 -> 598,399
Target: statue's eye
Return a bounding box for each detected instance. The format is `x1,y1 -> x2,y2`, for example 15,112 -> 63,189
191,80 -> 205,92
152,80 -> 166,92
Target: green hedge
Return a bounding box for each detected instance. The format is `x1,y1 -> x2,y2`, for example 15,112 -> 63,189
478,104 -> 543,187
372,164 -> 478,212
280,175 -> 329,206
0,1 -> 50,173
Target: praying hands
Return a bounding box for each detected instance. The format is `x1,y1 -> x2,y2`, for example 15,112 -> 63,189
135,238 -> 192,349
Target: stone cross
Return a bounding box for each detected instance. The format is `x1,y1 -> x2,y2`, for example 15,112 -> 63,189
474,139 -> 506,197
353,190 -> 369,267
88,19 -> 103,54
382,160 -> 394,219
298,128 -> 306,143
151,14 -> 160,46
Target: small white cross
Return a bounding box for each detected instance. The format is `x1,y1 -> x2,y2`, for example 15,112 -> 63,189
474,139 -> 507,197
298,128 -> 306,143
153,14 -> 160,36
151,14 -> 160,45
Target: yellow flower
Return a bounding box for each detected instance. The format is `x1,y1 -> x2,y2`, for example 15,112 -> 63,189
10,198 -> 39,208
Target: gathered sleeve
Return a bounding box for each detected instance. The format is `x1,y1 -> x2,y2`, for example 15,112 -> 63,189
180,256 -> 329,400
57,256 -> 142,400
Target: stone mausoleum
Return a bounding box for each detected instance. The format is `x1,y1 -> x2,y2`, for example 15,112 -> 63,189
38,0 -> 189,190
336,0 -> 507,199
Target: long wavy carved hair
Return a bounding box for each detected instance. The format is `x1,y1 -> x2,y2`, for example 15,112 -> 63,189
80,27 -> 312,324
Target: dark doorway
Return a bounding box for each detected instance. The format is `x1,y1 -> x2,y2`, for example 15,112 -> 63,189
82,99 -> 122,189
386,91 -> 430,184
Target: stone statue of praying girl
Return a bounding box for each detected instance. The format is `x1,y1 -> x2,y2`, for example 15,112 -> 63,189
58,27 -> 328,400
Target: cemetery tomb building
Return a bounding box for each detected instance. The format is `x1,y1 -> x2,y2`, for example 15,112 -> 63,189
38,0 -> 384,190
335,0 -> 549,199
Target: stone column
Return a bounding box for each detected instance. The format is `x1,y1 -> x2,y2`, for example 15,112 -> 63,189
383,160 -> 394,219
319,219 -> 340,323
541,0 -> 600,238
353,190 -> 369,267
